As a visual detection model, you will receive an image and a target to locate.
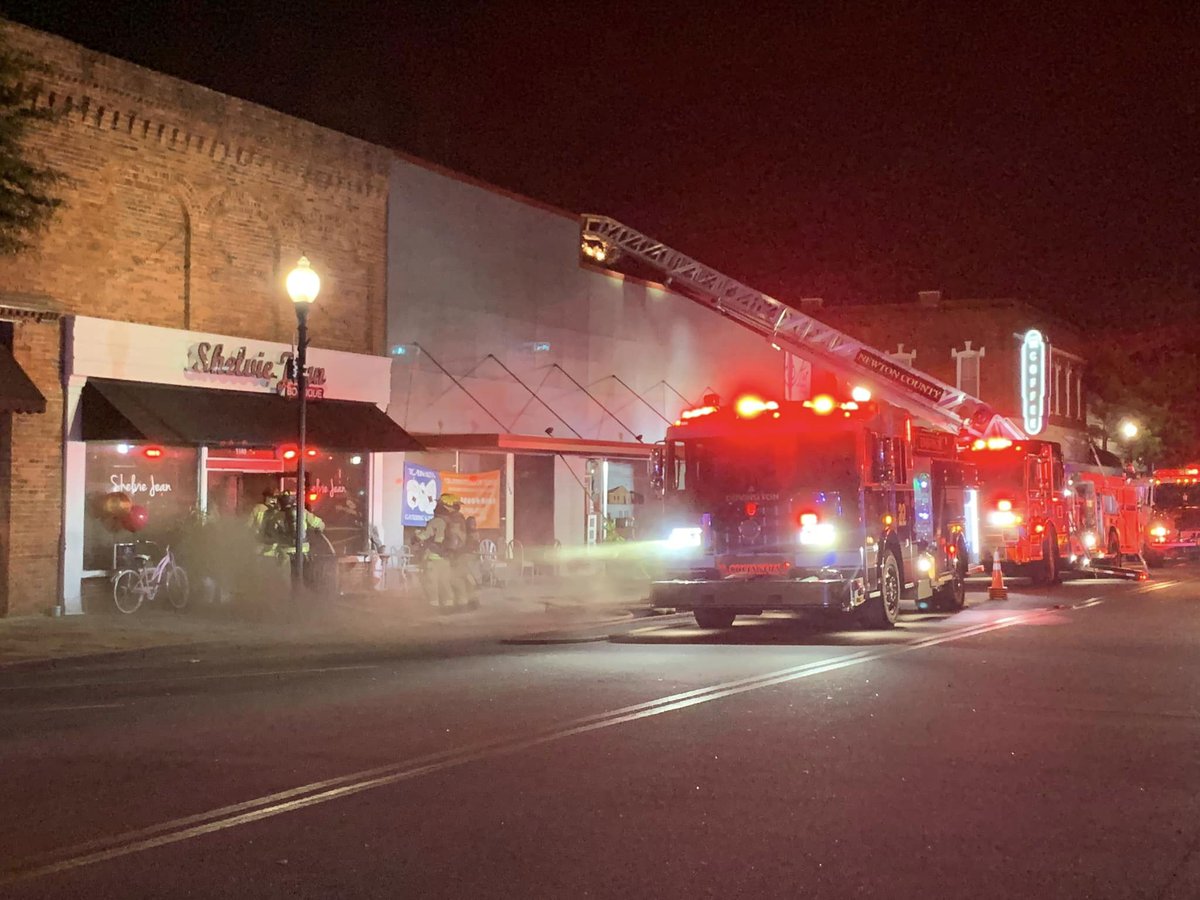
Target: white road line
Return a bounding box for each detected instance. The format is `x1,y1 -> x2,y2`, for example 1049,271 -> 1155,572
1137,580 -> 1179,593
0,664 -> 379,693
0,703 -> 126,714
1,606 -> 1061,885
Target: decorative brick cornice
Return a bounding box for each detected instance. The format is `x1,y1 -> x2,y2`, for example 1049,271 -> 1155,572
6,21 -> 390,200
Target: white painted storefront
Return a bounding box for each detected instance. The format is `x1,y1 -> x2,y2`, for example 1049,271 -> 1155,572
381,157 -> 788,550
61,316 -> 399,613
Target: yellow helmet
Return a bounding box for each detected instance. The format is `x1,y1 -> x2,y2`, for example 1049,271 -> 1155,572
439,493 -> 461,508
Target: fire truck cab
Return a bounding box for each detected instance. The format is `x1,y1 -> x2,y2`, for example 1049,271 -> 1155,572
960,438 -> 1070,583
1145,465 -> 1200,564
650,392 -> 977,629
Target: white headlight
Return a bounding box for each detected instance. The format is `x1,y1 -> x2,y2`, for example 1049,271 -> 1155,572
1150,525 -> 1168,538
987,510 -> 1019,527
1083,532 -> 1097,549
799,523 -> 836,546
667,527 -> 702,549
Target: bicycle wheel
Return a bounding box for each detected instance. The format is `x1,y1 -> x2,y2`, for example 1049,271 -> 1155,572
164,566 -> 190,610
113,571 -> 143,614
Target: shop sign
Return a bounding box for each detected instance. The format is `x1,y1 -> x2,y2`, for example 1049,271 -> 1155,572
403,462 -> 441,527
276,379 -> 326,400
854,349 -> 946,403
1020,330 -> 1047,435
110,472 -> 174,498
441,471 -> 501,530
186,342 -> 327,393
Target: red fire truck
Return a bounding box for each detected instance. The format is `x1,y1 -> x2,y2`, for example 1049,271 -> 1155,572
1065,463 -> 1151,568
1145,464 -> 1200,564
649,391 -> 977,629
959,437 -> 1071,583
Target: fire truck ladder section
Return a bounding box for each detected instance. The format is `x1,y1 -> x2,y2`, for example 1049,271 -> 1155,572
581,214 -> 1004,436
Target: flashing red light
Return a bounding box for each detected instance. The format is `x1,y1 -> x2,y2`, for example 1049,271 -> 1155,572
281,448 -> 298,461
745,502 -> 758,517
799,511 -> 818,527
305,448 -> 318,458
307,491 -> 319,504
680,405 -> 717,420
143,446 -> 163,459
735,395 -> 779,418
1033,522 -> 1046,534
947,544 -> 958,556
997,498 -> 1013,512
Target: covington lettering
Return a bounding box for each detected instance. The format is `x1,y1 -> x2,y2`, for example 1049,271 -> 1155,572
186,342 -> 326,386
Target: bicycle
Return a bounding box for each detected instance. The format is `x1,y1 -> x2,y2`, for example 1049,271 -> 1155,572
112,543 -> 190,614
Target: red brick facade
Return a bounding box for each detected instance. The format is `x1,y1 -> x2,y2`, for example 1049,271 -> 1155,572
0,22 -> 390,616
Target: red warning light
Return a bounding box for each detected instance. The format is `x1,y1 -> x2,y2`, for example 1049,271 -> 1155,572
744,502 -> 758,517
281,447 -> 298,461
305,448 -> 318,458
306,491 -> 319,504
143,446 -> 163,459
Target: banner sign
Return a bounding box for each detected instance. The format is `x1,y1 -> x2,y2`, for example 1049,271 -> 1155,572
854,348 -> 947,403
402,462 -> 441,527
440,470 -> 502,530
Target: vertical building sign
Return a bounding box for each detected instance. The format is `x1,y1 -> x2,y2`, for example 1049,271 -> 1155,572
1021,330 -> 1047,435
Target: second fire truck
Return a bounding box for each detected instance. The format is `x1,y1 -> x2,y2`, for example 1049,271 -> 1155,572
1145,464 -> 1200,564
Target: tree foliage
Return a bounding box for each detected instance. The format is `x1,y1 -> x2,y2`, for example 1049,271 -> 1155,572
0,20 -> 63,255
1085,342 -> 1200,469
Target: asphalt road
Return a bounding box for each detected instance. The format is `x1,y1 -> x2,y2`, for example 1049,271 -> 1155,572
2,568 -> 1199,898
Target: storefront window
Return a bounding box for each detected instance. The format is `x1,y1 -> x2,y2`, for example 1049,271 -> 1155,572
83,443 -> 198,570
285,451 -> 369,554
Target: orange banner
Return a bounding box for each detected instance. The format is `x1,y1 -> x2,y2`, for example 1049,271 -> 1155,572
439,470 -> 502,529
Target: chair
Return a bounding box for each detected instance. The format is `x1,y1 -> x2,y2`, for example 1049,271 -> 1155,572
392,545 -> 422,587
478,539 -> 499,586
508,539 -> 535,580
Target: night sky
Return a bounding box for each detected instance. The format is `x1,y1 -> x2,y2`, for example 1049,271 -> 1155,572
5,1 -> 1199,332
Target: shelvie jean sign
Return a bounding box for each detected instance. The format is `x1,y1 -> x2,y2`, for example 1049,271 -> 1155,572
68,316 -> 393,408
186,342 -> 327,398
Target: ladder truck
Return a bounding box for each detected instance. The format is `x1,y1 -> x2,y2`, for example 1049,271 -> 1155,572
580,216 -> 1016,627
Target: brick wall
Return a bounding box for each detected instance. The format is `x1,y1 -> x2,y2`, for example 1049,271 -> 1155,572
0,21 -> 392,614
0,316 -> 62,615
0,21 -> 390,352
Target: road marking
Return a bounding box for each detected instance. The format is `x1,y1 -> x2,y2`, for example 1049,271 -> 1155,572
0,703 -> 125,714
1074,597 -> 1105,609
1137,580 -> 1179,593
0,605 -> 1065,886
0,664 -> 378,693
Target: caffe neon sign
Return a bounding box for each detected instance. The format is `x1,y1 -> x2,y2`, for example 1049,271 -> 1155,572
1020,330 -> 1047,435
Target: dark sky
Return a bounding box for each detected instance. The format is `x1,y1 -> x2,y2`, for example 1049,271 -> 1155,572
5,1 -> 1199,328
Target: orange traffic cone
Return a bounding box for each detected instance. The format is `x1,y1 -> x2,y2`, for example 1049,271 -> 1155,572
988,549 -> 1008,601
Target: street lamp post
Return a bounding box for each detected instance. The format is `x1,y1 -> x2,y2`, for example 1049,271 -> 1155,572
286,256 -> 321,590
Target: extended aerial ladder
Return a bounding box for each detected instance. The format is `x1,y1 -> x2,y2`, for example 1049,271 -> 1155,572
580,214 -> 1023,439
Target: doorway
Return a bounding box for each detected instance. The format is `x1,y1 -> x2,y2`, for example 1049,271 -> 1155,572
513,454 -> 555,547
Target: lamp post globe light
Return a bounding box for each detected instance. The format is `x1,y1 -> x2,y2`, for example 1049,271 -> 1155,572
286,256 -> 320,590
1120,420 -> 1139,441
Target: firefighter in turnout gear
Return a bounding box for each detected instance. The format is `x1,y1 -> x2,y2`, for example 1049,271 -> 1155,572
414,493 -> 468,610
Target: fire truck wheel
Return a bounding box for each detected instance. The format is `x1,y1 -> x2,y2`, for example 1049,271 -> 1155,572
694,609 -> 736,629
1033,528 -> 1060,585
933,547 -> 968,611
1142,546 -> 1162,568
861,552 -> 901,629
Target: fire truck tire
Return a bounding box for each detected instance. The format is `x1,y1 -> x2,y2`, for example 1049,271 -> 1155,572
694,609 -> 736,629
1033,528 -> 1061,585
861,552 -> 901,629
933,545 -> 968,611
1142,546 -> 1162,568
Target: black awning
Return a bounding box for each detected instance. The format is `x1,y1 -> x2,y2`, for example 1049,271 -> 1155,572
81,378 -> 422,452
0,344 -> 47,414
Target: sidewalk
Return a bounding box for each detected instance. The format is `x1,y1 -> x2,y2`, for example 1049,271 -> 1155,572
0,571 -> 653,668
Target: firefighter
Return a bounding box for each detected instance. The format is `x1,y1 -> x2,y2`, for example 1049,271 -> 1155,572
250,487 -> 277,553
414,494 -> 464,611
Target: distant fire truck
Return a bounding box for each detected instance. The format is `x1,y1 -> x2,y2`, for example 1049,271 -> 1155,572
649,391 -> 978,629
1145,464 -> 1200,564
959,437 -> 1071,583
1065,463 -> 1151,568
